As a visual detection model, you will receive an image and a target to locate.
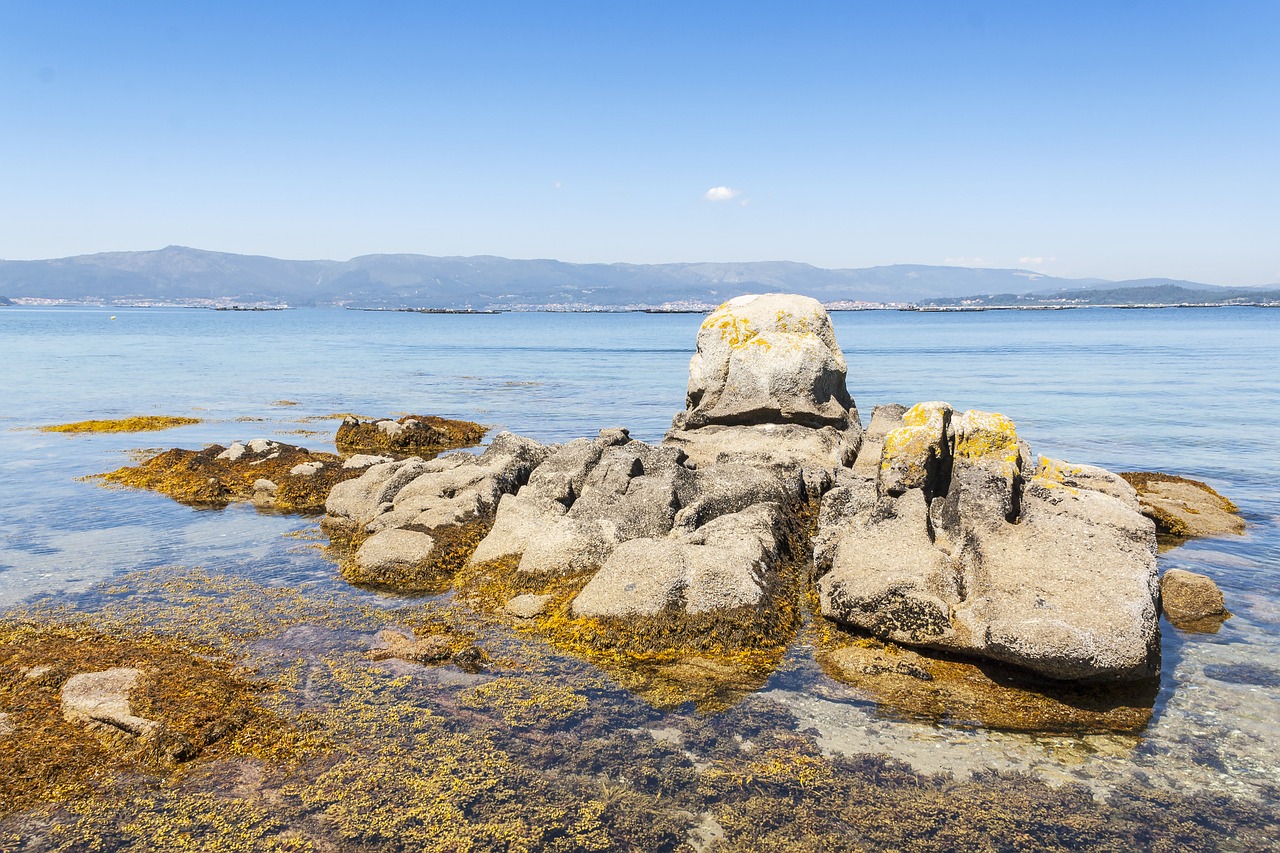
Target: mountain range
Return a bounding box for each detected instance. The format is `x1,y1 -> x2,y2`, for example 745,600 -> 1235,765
0,246 -> 1274,309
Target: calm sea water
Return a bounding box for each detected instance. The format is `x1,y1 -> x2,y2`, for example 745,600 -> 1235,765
1,305 -> 1278,804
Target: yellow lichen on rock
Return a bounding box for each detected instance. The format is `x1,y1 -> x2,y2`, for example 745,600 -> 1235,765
40,416 -> 201,434
953,410 -> 1019,465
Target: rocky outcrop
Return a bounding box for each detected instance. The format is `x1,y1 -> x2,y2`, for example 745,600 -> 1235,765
665,293 -> 862,492
317,294 -> 1184,689
323,431 -> 549,588
1119,471 -> 1245,539
817,402 -> 1161,682
336,414 -> 487,456
1161,568 -> 1230,631
467,427 -> 805,618
101,439 -> 360,512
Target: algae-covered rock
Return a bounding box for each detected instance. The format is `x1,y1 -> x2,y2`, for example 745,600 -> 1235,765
1119,471 -> 1245,539
1161,568 -> 1230,631
817,635 -> 1157,733
335,413 -> 486,455
820,404 -> 1161,682
99,439 -> 359,512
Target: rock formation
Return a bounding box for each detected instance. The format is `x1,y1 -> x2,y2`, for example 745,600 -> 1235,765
323,292 -> 1170,684
816,403 -> 1160,682
664,293 -> 863,493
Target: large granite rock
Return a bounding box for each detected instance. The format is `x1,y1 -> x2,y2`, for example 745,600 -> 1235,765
324,431 -> 548,540
468,428 -> 805,618
665,294 -> 862,489
817,403 -> 1161,682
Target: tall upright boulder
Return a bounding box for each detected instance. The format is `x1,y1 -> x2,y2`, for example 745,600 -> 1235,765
665,294 -> 862,490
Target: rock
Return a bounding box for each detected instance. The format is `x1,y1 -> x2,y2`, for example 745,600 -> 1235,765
61,667 -> 156,737
335,413 -> 486,455
819,404 -> 1160,682
571,502 -> 793,617
101,440 -> 359,512
672,293 -> 855,430
505,593 -> 553,619
1161,568 -> 1229,630
60,666 -> 195,759
216,442 -> 247,461
325,432 -> 548,539
365,629 -> 455,663
1119,471 -> 1245,539
324,432 -> 550,589
877,402 -> 952,496
350,529 -> 437,585
850,404 -> 907,480
0,711 -> 12,738
342,453 -> 394,469
664,295 -> 862,489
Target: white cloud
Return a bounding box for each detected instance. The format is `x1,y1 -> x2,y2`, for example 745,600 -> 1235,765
703,186 -> 741,202
1018,257 -> 1045,265
944,256 -> 987,267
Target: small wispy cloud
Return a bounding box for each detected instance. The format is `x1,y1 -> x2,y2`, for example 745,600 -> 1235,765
1018,257 -> 1044,265
703,186 -> 741,202
944,256 -> 987,267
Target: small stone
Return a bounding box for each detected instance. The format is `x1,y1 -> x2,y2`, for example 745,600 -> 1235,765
0,711 -> 12,738
289,461 -> 325,477
505,593 -> 553,619
252,478 -> 278,494
22,664 -> 54,681
215,442 -> 247,461
247,439 -> 276,454
366,629 -> 454,664
342,454 -> 393,469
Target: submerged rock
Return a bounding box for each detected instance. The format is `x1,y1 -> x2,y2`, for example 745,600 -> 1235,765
61,667 -> 196,762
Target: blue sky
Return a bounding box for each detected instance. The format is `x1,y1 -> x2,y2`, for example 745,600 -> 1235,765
1,1 -> 1277,284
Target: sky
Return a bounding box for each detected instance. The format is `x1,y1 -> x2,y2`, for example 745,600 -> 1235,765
1,1 -> 1277,284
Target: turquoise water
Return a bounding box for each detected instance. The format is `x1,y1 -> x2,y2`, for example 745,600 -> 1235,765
1,305 -> 1278,815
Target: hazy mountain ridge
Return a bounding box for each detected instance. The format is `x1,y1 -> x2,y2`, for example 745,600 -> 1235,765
921,283 -> 1280,308
0,246 -> 1273,308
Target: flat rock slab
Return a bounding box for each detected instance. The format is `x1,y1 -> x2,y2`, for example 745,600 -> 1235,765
1120,472 -> 1244,539
61,667 -> 157,737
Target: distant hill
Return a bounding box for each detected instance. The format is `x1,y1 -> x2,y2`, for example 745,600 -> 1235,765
921,282 -> 1280,308
0,246 -> 1272,309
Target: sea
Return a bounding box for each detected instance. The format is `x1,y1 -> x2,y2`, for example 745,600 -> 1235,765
1,304 -> 1277,848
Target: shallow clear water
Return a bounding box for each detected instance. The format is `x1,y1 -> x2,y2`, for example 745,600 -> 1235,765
1,305 -> 1278,819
